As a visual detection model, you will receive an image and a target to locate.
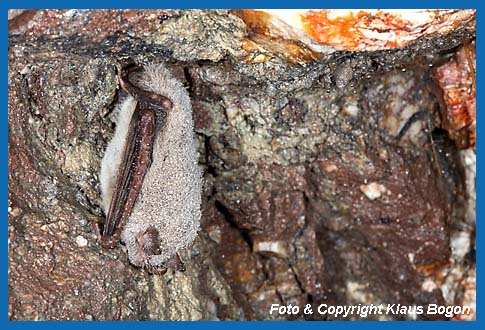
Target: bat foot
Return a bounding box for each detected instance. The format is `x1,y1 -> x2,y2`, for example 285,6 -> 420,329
143,255 -> 186,275
134,227 -> 186,274
143,254 -> 185,275
162,254 -> 186,272
145,264 -> 168,275
118,63 -> 173,112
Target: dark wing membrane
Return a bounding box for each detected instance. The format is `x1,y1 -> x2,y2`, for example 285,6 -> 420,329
101,107 -> 156,247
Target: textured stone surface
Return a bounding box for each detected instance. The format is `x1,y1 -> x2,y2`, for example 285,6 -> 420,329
8,9 -> 475,320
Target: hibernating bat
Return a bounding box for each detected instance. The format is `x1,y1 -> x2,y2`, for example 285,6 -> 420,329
99,63 -> 202,274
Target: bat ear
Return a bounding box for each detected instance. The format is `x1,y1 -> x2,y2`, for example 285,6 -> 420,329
163,254 -> 186,272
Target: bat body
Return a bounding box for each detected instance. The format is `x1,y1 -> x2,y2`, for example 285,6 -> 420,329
99,64 -> 202,274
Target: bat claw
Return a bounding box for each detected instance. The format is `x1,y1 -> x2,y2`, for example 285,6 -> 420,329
146,265 -> 168,275
162,254 -> 186,272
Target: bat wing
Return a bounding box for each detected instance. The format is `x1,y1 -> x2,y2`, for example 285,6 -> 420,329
101,107 -> 156,248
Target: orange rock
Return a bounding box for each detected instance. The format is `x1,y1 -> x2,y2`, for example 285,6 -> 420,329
432,40 -> 476,149
235,9 -> 475,52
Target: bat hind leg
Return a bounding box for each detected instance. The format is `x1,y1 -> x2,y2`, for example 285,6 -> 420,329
133,226 -> 185,274
144,254 -> 185,275
162,254 -> 186,272
146,264 -> 168,275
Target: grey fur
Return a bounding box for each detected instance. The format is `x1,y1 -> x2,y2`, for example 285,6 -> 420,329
99,64 -> 202,268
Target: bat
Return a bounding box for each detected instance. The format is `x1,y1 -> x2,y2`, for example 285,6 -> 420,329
99,63 -> 202,274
